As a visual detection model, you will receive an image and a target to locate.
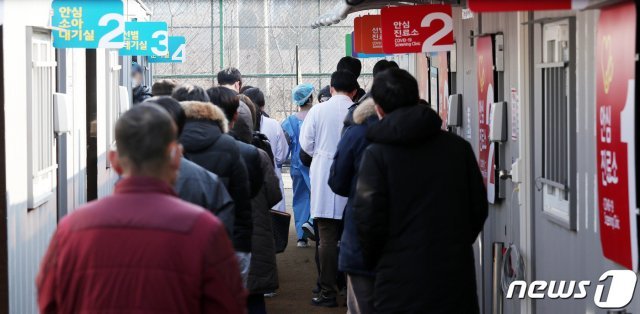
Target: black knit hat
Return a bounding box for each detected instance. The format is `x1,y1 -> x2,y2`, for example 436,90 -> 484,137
317,85 -> 331,103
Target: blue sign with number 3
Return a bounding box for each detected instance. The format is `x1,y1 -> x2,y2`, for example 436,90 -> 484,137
52,0 -> 124,49
119,22 -> 168,56
149,36 -> 186,63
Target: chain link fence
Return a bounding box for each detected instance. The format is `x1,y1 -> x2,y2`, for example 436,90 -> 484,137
146,0 -> 382,120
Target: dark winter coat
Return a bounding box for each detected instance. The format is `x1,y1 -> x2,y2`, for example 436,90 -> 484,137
180,101 -> 253,253
354,104 -> 488,314
133,85 -> 152,104
236,140 -> 264,198
37,177 -> 246,313
230,100 -> 264,198
248,149 -> 281,294
328,98 -> 378,277
342,92 -> 371,133
175,157 -> 235,236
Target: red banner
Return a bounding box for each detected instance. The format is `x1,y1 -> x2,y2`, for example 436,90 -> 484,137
359,15 -> 384,54
476,36 -> 496,204
596,1 -> 637,271
468,0 -> 574,12
354,17 -> 363,54
381,4 -> 454,54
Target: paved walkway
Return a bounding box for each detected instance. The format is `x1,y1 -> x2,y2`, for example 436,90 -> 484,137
265,174 -> 344,314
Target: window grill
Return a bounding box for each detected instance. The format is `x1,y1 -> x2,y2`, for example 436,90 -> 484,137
541,63 -> 569,189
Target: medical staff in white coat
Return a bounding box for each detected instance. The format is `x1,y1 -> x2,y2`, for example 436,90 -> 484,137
261,115 -> 288,212
299,70 -> 359,307
244,87 -> 289,212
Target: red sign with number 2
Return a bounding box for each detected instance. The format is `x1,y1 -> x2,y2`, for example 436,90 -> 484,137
381,4 -> 454,54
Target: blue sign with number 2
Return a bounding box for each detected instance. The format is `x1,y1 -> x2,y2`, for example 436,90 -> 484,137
149,36 -> 186,63
119,22 -> 168,56
52,0 -> 125,49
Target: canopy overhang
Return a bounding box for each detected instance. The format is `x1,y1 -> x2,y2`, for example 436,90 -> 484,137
310,0 -> 462,29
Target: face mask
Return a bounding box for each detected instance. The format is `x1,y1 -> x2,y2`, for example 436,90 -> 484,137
132,76 -> 141,88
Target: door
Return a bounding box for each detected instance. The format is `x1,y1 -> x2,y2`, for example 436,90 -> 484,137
531,17 -> 579,313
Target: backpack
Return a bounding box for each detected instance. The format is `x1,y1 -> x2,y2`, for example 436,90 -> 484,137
252,131 -> 275,162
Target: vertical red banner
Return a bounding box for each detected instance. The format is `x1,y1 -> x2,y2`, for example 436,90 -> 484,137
359,15 -> 384,54
354,17 -> 363,54
476,36 -> 496,204
596,1 -> 637,271
437,52 -> 449,129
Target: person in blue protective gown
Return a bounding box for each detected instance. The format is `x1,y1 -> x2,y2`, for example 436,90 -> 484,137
282,83 -> 314,248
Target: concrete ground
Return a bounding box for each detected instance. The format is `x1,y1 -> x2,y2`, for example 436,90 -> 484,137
265,172 -> 344,314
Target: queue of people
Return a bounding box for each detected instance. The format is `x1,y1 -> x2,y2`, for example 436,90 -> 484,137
36,57 -> 488,314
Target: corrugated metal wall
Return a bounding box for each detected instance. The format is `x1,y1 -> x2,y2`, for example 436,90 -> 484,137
3,1 -> 59,312
446,5 -> 640,313
7,202 -> 56,314
529,8 -> 640,314
2,1 -> 121,311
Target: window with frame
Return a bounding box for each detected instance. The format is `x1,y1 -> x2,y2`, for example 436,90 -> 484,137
536,19 -> 577,230
27,28 -> 57,209
105,50 -> 122,168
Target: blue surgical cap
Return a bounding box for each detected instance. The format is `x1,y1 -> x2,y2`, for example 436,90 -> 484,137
292,83 -> 315,106
131,61 -> 143,74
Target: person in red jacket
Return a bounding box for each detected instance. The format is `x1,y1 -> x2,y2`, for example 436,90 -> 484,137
36,104 -> 246,314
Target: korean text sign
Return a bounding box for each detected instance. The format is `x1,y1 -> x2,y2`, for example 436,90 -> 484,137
149,36 -> 186,63
119,22 -> 168,56
476,36 -> 496,204
52,0 -> 124,49
381,4 -> 454,54
347,32 -> 386,59
596,1 -> 637,271
355,15 -> 384,55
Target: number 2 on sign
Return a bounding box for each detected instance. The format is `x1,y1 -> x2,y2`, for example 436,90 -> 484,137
98,13 -> 125,49
421,12 -> 454,52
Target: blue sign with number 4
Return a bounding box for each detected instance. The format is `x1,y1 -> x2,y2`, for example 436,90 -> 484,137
52,0 -> 125,49
149,36 -> 186,63
119,22 -> 168,56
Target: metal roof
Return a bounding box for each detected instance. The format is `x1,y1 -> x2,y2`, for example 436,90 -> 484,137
311,0 -> 462,28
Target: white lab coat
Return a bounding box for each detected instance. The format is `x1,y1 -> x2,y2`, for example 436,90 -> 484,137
299,94 -> 351,219
260,115 -> 289,212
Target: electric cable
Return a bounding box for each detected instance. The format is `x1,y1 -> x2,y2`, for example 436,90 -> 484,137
501,186 -> 526,295
501,242 -> 525,294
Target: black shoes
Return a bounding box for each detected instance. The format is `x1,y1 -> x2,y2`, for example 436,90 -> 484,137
311,295 -> 338,308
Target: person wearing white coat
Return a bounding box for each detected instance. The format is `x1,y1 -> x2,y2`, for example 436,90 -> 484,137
300,70 -> 359,307
260,114 -> 289,212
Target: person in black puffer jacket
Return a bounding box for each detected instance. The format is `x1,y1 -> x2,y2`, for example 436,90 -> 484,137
207,86 -> 263,198
146,96 -> 235,236
179,101 -> 253,286
354,69 -> 488,314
